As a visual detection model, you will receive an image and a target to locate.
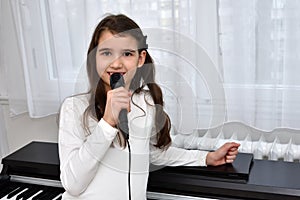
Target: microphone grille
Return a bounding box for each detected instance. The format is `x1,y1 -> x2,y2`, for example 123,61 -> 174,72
110,73 -> 125,89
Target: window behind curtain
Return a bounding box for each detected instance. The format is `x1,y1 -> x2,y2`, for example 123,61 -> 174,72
218,0 -> 300,130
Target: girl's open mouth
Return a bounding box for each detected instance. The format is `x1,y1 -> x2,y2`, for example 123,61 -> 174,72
108,72 -> 126,76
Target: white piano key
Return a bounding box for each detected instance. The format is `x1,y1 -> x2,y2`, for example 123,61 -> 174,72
0,187 -> 20,200
52,193 -> 62,200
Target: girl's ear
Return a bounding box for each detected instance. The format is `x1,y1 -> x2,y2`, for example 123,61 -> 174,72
137,50 -> 147,68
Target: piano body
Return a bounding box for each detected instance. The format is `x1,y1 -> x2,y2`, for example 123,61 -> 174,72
0,142 -> 64,200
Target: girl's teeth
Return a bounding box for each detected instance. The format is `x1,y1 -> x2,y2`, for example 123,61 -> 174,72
108,72 -> 125,75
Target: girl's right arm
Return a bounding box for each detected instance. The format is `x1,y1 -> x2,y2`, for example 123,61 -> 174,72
58,97 -> 118,196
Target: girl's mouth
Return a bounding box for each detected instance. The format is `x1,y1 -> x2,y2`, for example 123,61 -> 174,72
108,72 -> 126,76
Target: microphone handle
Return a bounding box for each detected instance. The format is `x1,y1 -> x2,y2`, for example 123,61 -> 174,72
119,109 -> 129,140
109,73 -> 129,140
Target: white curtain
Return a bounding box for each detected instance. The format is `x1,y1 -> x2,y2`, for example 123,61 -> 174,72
0,105 -> 9,171
0,0 -> 9,171
6,0 -> 300,135
5,0 -> 219,134
218,0 -> 300,130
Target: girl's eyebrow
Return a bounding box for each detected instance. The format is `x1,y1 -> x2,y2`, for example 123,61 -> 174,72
98,47 -> 137,53
98,48 -> 111,52
98,48 -> 137,52
122,49 -> 137,52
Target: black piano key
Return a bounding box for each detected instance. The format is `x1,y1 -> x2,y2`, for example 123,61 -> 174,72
31,189 -> 53,200
6,185 -> 27,199
16,185 -> 40,200
32,191 -> 54,200
16,189 -> 29,200
15,186 -> 30,200
56,195 -> 62,200
0,188 -> 12,198
43,194 -> 59,200
52,193 -> 62,200
27,190 -> 44,200
41,189 -> 63,200
0,175 -> 10,188
23,188 -> 43,200
0,184 -> 19,198
54,194 -> 63,200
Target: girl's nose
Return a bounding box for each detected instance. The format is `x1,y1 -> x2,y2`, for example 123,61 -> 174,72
109,55 -> 123,69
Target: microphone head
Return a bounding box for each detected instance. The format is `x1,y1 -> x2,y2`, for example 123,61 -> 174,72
110,73 -> 125,89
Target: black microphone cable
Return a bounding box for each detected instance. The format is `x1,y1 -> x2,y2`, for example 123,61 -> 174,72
127,138 -> 131,200
110,73 -> 131,200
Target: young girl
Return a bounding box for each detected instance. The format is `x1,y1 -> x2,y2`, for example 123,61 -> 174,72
58,14 -> 240,199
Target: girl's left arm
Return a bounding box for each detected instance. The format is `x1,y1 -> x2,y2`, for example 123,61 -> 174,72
150,137 -> 209,166
150,138 -> 240,167
150,145 -> 208,167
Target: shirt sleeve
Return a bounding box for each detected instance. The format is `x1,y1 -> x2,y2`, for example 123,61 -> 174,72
150,144 -> 208,167
149,126 -> 208,167
58,97 -> 118,196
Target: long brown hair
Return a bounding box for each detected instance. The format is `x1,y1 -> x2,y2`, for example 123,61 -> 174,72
84,14 -> 171,149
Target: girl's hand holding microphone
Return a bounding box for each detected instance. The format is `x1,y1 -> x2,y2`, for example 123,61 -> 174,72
103,87 -> 131,127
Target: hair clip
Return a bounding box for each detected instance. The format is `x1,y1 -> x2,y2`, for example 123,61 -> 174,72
141,35 -> 148,50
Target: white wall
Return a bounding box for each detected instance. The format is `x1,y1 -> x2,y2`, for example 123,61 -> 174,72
1,103 -> 58,154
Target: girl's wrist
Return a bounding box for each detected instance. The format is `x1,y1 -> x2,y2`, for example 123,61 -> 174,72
206,152 -> 215,166
102,116 -> 116,127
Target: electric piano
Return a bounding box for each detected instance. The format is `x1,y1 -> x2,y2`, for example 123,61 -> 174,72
0,142 -> 64,200
2,142 -> 300,200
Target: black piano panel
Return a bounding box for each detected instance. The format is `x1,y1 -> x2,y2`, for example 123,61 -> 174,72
148,159 -> 300,200
1,142 -> 60,181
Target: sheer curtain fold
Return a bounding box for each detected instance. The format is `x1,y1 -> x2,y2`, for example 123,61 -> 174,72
0,1 -> 9,171
1,0 -> 27,117
0,105 -> 9,171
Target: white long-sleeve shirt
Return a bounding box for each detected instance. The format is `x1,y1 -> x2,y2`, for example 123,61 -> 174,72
58,92 -> 208,199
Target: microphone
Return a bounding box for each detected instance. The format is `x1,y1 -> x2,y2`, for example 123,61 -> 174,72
110,73 -> 129,140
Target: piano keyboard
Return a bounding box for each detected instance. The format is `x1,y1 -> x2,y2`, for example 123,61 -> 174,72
0,175 -> 64,200
0,181 -> 64,200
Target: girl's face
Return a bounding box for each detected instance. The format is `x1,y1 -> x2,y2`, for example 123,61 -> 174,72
96,30 -> 146,91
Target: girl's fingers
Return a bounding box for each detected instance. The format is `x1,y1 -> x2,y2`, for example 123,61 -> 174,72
227,149 -> 239,156
226,159 -> 234,163
226,155 -> 236,161
109,88 -> 131,105
105,87 -> 131,125
112,87 -> 131,95
229,147 -> 238,152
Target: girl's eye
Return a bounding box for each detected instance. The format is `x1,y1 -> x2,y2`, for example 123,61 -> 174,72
101,51 -> 112,56
123,51 -> 133,57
